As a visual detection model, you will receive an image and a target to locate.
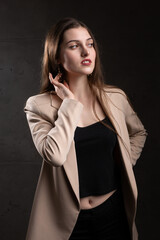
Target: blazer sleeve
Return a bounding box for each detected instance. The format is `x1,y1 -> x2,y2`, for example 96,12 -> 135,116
122,92 -> 148,166
24,97 -> 84,167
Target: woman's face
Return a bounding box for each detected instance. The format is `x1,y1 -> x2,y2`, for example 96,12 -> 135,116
59,27 -> 96,77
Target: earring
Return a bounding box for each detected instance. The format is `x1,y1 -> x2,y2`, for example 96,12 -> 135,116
57,65 -> 62,82
58,65 -> 61,75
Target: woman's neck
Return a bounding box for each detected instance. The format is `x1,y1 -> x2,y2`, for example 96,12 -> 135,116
66,74 -> 93,105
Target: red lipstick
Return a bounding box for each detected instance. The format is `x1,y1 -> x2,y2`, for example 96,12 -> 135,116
81,59 -> 92,66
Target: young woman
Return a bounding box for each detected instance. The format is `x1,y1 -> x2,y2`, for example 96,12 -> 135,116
24,17 -> 147,240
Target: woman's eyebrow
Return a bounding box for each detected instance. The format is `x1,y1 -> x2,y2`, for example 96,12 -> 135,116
66,37 -> 93,45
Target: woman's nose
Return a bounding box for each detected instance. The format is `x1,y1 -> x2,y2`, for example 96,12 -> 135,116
81,47 -> 89,57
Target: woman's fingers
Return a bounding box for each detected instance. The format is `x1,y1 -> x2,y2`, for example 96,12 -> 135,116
49,73 -> 61,85
49,73 -> 59,93
49,73 -> 53,84
49,72 -> 75,100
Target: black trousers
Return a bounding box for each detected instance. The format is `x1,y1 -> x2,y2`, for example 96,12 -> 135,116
69,189 -> 131,240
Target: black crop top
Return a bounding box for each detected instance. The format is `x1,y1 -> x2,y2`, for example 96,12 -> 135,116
74,116 -> 120,198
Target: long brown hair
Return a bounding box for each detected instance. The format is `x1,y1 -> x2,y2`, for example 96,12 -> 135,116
40,17 -> 133,159
40,17 -> 106,92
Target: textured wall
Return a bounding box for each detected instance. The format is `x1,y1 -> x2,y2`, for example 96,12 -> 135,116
0,1 -> 159,239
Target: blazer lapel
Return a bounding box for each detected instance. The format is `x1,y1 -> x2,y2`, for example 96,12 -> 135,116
104,92 -> 138,200
103,92 -> 133,170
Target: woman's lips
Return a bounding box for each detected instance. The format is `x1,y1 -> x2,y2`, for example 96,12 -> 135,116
81,59 -> 92,66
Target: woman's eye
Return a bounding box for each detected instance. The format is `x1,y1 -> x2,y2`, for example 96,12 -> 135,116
69,44 -> 78,49
88,43 -> 94,47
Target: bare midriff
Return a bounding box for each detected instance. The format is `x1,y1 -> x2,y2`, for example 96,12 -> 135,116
80,189 -> 117,209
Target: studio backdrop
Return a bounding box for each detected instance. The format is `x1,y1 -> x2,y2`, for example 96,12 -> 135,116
0,1 -> 159,240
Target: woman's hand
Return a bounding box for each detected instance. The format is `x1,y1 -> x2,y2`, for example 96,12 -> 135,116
49,73 -> 75,100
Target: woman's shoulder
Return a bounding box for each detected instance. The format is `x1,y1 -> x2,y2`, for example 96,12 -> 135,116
102,84 -> 134,113
24,91 -> 63,115
25,91 -> 50,105
25,91 -> 60,107
102,84 -> 127,100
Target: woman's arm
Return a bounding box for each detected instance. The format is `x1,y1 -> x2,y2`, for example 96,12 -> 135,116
122,92 -> 148,166
24,96 -> 84,167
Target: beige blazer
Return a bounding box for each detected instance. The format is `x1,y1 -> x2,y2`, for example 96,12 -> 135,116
24,87 -> 147,240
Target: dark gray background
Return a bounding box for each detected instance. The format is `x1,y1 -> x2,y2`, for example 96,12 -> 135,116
0,1 -> 159,239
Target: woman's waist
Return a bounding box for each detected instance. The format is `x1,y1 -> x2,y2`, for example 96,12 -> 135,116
80,189 -> 118,210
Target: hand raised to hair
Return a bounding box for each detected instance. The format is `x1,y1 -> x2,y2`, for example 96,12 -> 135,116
49,73 -> 76,101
